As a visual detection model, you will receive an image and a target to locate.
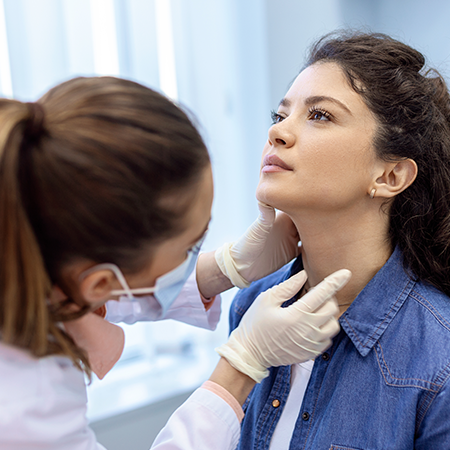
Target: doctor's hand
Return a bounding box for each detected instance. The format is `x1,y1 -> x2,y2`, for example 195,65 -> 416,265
215,202 -> 300,288
216,269 -> 351,383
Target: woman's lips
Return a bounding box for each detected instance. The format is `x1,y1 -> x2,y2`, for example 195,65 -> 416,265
262,154 -> 293,173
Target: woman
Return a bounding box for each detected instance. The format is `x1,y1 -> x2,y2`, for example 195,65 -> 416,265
0,76 -> 349,449
228,31 -> 450,449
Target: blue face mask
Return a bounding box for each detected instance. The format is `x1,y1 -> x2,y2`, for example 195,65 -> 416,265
82,234 -> 206,319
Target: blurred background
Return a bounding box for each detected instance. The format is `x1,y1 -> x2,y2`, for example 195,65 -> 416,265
1,0 -> 449,448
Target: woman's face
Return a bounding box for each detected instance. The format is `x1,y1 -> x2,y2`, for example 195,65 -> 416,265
256,62 -> 379,215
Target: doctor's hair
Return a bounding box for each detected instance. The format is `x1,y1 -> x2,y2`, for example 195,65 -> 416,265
0,76 -> 210,370
306,31 -> 450,296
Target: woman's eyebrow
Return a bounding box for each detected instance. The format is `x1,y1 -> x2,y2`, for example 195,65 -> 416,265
304,95 -> 352,115
278,98 -> 291,108
278,96 -> 352,115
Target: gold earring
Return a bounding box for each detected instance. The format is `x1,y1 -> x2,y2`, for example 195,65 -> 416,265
369,188 -> 376,199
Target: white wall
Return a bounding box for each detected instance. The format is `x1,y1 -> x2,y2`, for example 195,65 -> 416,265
171,0 -> 271,250
341,0 -> 450,76
263,0 -> 342,109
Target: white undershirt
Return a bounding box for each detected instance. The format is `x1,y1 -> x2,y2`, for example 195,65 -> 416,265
269,360 -> 314,450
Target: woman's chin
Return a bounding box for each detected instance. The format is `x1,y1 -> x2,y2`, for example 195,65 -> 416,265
256,185 -> 282,209
256,186 -> 271,206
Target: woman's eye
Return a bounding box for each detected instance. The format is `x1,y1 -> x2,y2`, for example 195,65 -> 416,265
270,110 -> 285,125
308,107 -> 331,121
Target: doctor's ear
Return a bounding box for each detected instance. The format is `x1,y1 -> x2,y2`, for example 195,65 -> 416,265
79,269 -> 117,305
371,158 -> 418,199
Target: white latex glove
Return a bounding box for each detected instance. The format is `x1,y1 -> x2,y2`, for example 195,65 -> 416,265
215,202 -> 300,288
216,269 -> 351,383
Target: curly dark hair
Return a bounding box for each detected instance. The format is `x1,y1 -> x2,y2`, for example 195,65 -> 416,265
306,31 -> 450,296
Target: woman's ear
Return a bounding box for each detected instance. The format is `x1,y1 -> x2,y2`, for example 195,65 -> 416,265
372,159 -> 418,199
79,269 -> 117,305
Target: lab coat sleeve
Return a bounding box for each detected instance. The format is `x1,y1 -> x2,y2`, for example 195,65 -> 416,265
104,268 -> 222,330
151,387 -> 241,450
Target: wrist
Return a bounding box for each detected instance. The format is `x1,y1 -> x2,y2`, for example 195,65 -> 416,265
196,251 -> 234,298
208,357 -> 256,406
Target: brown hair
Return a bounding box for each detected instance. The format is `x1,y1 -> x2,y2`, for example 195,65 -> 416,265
306,31 -> 450,296
0,76 -> 210,371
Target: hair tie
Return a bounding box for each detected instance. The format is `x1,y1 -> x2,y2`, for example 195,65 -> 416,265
25,102 -> 46,140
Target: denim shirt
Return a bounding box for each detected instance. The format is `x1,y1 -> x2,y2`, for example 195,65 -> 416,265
230,247 -> 450,449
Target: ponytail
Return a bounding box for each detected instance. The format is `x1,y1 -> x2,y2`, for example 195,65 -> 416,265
0,100 -> 89,372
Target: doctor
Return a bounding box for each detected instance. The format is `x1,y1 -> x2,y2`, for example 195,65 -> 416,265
0,76 -> 350,450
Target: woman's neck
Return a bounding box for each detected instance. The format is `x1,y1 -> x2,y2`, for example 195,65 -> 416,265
291,205 -> 392,315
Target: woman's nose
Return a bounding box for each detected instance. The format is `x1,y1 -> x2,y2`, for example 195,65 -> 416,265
268,122 -> 295,148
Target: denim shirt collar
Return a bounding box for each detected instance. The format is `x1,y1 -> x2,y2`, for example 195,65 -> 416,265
340,246 -> 417,356
289,246 -> 416,357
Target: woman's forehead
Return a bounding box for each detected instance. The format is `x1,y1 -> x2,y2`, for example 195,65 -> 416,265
283,63 -> 370,116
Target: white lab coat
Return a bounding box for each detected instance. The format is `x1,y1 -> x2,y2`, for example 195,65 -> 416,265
0,273 -> 241,450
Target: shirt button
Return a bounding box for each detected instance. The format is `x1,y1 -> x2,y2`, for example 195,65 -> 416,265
272,399 -> 280,408
302,412 -> 310,421
322,352 -> 330,361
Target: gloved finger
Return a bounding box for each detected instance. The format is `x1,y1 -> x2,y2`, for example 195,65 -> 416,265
239,203 -> 275,245
290,328 -> 325,347
317,317 -> 341,340
307,297 -> 339,326
295,269 -> 351,313
289,336 -> 325,357
270,347 -> 320,367
257,201 -> 276,228
266,270 -> 308,306
288,316 -> 339,347
315,337 -> 333,354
